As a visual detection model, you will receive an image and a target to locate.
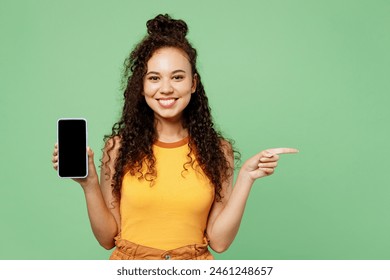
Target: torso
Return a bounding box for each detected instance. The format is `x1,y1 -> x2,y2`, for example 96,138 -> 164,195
119,137 -> 214,250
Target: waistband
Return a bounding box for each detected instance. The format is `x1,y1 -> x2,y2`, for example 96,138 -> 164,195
109,237 -> 214,260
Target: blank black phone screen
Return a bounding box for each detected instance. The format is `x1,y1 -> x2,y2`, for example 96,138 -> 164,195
57,119 -> 87,178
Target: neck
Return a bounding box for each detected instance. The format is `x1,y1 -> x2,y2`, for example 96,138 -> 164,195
155,117 -> 188,143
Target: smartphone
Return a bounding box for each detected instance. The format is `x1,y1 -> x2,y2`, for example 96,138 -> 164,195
57,118 -> 88,178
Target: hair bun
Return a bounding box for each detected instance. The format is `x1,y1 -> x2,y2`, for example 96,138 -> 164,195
146,14 -> 188,39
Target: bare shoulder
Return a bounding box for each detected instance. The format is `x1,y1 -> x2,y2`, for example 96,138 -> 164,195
219,138 -> 234,160
104,136 -> 121,152
102,136 -> 121,162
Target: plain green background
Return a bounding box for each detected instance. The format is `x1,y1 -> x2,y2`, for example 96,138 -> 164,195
1,0 -> 389,260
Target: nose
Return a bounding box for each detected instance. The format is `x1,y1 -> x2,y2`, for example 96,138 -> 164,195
160,79 -> 174,95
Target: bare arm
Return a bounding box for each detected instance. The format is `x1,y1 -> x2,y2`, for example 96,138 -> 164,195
52,138 -> 121,249
206,144 -> 298,253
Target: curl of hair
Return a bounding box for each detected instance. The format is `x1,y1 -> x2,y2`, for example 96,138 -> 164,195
102,14 -> 240,203
147,14 -> 188,40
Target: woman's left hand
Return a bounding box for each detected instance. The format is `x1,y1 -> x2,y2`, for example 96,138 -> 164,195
242,148 -> 299,181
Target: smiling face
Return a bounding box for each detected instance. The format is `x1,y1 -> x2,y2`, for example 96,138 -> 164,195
143,47 -> 197,123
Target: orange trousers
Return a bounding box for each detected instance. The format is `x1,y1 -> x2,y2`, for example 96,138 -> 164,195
109,238 -> 214,260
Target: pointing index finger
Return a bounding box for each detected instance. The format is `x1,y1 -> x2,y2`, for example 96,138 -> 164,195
266,148 -> 299,155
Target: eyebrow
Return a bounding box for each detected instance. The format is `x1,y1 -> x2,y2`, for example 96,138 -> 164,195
145,70 -> 187,75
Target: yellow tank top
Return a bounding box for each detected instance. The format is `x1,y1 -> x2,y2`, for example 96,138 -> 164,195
120,137 -> 215,250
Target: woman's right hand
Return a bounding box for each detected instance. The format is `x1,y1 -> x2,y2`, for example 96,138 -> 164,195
52,143 -> 99,189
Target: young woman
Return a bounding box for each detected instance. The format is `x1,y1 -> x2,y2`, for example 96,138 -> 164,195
52,14 -> 298,260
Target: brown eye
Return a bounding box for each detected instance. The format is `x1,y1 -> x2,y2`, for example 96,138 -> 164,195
173,75 -> 184,80
148,76 -> 159,81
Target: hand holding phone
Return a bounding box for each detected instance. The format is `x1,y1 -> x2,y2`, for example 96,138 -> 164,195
57,118 -> 88,178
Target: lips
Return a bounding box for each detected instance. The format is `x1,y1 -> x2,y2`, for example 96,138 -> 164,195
157,98 -> 178,108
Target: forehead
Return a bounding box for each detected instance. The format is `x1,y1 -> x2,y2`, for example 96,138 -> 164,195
147,47 -> 191,72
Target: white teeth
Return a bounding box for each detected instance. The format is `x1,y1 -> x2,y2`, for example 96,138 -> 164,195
158,99 -> 175,106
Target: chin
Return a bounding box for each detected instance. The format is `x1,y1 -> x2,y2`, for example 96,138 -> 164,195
154,111 -> 178,119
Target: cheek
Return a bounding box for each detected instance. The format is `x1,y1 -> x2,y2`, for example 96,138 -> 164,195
143,83 -> 157,96
176,81 -> 193,94
144,95 -> 155,109
144,96 -> 151,104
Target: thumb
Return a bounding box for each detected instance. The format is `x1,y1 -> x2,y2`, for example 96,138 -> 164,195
87,146 -> 93,156
87,147 -> 95,164
86,147 -> 98,176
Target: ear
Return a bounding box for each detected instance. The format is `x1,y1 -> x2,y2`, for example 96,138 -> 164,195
191,74 -> 198,94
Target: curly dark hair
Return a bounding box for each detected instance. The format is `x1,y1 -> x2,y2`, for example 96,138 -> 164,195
103,14 -> 239,203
